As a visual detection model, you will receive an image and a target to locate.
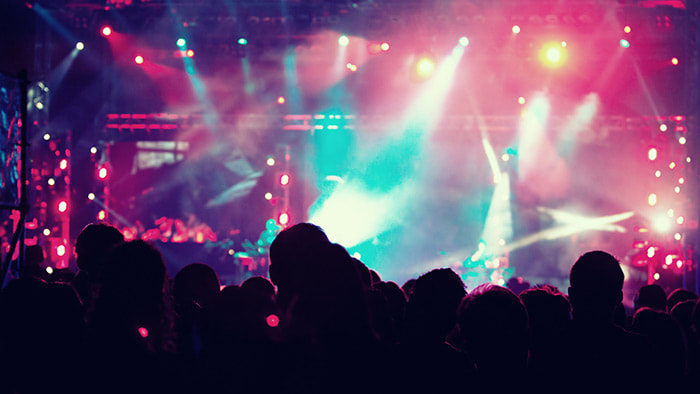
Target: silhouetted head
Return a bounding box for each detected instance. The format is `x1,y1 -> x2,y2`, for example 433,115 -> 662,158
667,288 -> 697,312
240,276 -> 276,300
519,284 -> 571,333
174,263 -> 220,310
403,268 -> 466,343
75,223 -> 124,275
634,284 -> 667,312
25,245 -> 45,265
568,250 -> 624,323
268,223 -> 330,309
631,307 -> 687,377
402,278 -> 417,299
458,284 -> 529,373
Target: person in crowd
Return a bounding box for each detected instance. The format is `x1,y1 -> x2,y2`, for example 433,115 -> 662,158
392,268 -> 473,393
519,284 -> 571,379
565,250 -> 657,390
458,284 -> 530,389
71,222 -> 124,309
634,283 -> 667,312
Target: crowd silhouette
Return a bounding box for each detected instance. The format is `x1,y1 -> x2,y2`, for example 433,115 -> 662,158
1,221 -> 700,393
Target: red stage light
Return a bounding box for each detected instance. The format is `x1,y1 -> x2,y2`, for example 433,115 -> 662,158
101,26 -> 112,37
280,173 -> 290,186
266,314 -> 279,327
134,55 -> 144,64
56,245 -> 66,257
98,166 -> 108,179
138,327 -> 149,338
279,212 -> 289,225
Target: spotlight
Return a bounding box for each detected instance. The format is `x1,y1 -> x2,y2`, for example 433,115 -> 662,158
648,193 -> 657,206
265,192 -> 273,200
277,96 -> 285,104
58,200 -> 68,213
90,146 -> 97,154
43,133 -> 50,140
76,42 -> 84,51
134,55 -> 144,64
59,159 -> 68,170
101,26 -> 112,37
280,173 -> 290,186
659,124 -> 668,132
518,96 -> 526,105
186,49 -> 194,58
88,193 -> 95,201
266,157 -> 276,166
238,38 -> 247,45
624,25 -> 631,33
458,36 -> 469,47
279,212 -> 290,225
42,228 -> 51,236
57,245 -> 66,257
97,210 -> 106,221
620,39 -> 630,48
539,42 -> 567,68
512,25 -> 521,34
648,148 -> 657,161
98,166 -> 109,179
338,35 -> 349,47
176,38 -> 186,48
380,42 -> 390,51
415,57 -> 435,79
671,57 -> 679,65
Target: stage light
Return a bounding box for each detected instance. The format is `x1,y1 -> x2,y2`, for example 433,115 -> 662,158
669,161 -> 676,169
186,49 -> 194,58
624,25 -> 632,33
76,42 -> 84,51
280,173 -> 290,186
58,200 -> 68,213
279,212 -> 289,225
381,42 -> 390,51
678,177 -> 685,184
45,266 -> 53,275
648,148 -> 657,161
518,96 -> 526,105
647,246 -> 655,258
338,35 -> 349,47
674,233 -> 682,241
653,273 -> 660,281
458,36 -> 469,47
512,25 -> 521,34
101,26 -> 112,37
677,260 -> 684,269
90,146 -> 97,154
620,39 -> 630,48
42,228 -> 50,236
671,57 -> 679,65
267,157 -> 276,166
677,216 -> 684,225
679,136 -> 686,145
653,217 -> 671,233
655,170 -> 661,178
43,133 -> 50,141
97,210 -> 106,220
539,42 -> 567,68
59,159 -> 68,170
665,255 -> 673,266
501,154 -> 510,162
177,38 -> 186,48
266,314 -> 279,327
56,245 -> 66,257
648,193 -> 657,206
415,57 -> 435,79
135,55 -> 144,64
277,96 -> 286,104
686,156 -> 691,163
88,193 -> 95,201
35,102 -> 44,110
265,192 -> 273,200
674,186 -> 681,194
561,41 -> 567,48
98,166 -> 108,179
47,178 -> 55,186
667,209 -> 674,217
659,124 -> 668,132
138,327 -> 149,338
